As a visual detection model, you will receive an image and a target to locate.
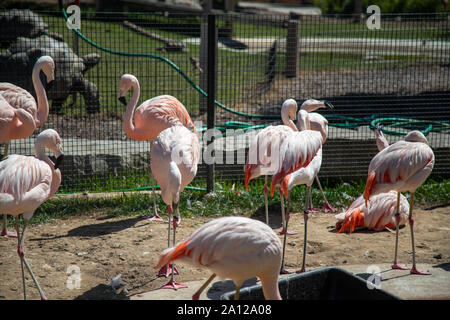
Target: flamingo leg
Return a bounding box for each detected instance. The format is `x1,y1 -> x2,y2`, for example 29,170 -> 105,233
264,175 -> 269,225
392,192 -> 408,270
145,141 -> 163,222
157,206 -> 178,277
2,214 -> 17,238
16,217 -> 47,300
297,186 -> 311,273
234,285 -> 241,300
192,273 -> 216,300
279,188 -> 296,235
14,217 -> 26,300
280,192 -> 293,274
162,205 -> 187,289
408,192 -> 431,275
315,175 -> 336,213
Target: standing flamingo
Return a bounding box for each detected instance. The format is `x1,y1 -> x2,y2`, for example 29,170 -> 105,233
244,98 -> 298,234
335,124 -> 409,233
270,110 -> 323,273
363,130 -> 434,275
0,55 -> 55,237
0,129 -> 64,300
298,99 -> 336,212
118,74 -> 197,222
155,216 -> 282,300
151,125 -> 200,289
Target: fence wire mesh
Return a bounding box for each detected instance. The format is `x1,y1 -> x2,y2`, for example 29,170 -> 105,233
0,8 -> 449,192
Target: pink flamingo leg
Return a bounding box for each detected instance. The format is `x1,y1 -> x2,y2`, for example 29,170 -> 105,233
2,215 -> 18,237
408,193 -> 431,275
391,192 -> 409,270
278,189 -> 297,235
315,176 -> 336,213
280,194 -> 293,275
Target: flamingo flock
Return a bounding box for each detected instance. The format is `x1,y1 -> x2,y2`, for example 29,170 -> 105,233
0,55 -> 437,300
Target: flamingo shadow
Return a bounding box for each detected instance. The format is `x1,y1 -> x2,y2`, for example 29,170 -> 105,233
30,216 -> 146,241
74,283 -> 130,300
250,203 -> 284,230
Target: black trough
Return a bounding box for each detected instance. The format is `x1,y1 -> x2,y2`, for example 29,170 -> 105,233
220,267 -> 401,300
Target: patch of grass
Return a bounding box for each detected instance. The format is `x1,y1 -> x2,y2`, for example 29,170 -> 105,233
6,178 -> 449,228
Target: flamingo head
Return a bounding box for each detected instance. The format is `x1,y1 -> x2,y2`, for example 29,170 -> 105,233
118,74 -> 137,105
281,98 -> 298,121
37,56 -> 55,83
35,129 -> 64,169
300,99 -> 334,112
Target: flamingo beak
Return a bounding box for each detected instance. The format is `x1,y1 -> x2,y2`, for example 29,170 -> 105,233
323,100 -> 334,110
118,96 -> 127,106
45,80 -> 54,91
54,154 -> 64,170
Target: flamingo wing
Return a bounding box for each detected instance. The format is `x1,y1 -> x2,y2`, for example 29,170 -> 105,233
244,125 -> 293,188
364,141 -> 434,200
271,130 -> 322,195
0,83 -> 37,120
0,155 -> 52,214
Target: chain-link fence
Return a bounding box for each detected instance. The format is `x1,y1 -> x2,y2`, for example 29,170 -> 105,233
0,8 -> 449,192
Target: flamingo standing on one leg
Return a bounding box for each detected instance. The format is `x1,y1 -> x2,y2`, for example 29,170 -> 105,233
335,124 -> 409,233
0,55 -> 55,237
270,110 -> 323,274
118,74 -> 197,222
298,99 -> 336,213
0,129 -> 64,300
150,125 -> 200,288
155,216 -> 282,300
363,130 -> 435,275
244,98 -> 298,235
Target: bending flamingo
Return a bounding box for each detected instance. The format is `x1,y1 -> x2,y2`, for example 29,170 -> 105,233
244,98 -> 298,234
335,124 -> 409,233
298,99 -> 336,212
363,130 -> 434,275
270,110 -> 323,273
0,55 -> 55,237
151,125 -> 200,288
155,216 -> 282,300
0,129 -> 64,300
118,74 -> 197,222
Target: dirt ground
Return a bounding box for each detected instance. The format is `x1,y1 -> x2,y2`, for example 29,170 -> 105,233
0,201 -> 449,300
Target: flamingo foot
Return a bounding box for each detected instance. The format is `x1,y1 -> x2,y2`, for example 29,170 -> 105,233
278,227 -> 297,235
144,214 -> 164,222
280,268 -> 293,275
157,264 -> 179,277
410,266 -> 431,275
1,230 -> 18,238
323,202 -> 337,213
392,263 -> 409,270
295,268 -> 306,274
161,278 -> 187,290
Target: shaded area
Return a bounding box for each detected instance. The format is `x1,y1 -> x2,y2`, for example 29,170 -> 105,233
74,283 -> 130,300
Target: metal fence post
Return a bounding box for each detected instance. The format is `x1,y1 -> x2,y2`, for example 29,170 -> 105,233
206,14 -> 217,193
199,22 -> 208,114
285,20 -> 299,78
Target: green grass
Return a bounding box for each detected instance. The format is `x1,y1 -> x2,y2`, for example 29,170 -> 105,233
6,178 -> 449,227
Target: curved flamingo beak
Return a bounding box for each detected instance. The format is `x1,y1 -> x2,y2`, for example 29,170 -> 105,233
118,96 -> 127,106
323,100 -> 334,109
54,154 -> 64,170
45,80 -> 54,91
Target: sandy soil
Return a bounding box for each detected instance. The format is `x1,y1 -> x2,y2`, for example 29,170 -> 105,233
0,202 -> 448,300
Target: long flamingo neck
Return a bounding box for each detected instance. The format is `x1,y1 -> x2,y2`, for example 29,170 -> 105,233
281,111 -> 297,132
32,63 -> 49,127
34,143 -> 53,168
123,80 -> 142,140
301,104 -> 321,113
11,109 -> 36,139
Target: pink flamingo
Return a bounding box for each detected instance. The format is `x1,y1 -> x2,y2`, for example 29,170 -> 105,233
0,55 -> 55,237
151,125 -> 200,289
363,130 -> 434,275
298,99 -> 336,213
335,125 -> 409,233
244,98 -> 298,234
155,216 -> 282,300
0,129 -> 64,300
118,74 -> 197,222
270,110 -> 323,274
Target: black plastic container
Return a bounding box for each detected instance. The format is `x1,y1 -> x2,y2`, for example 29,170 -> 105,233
220,267 -> 401,300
